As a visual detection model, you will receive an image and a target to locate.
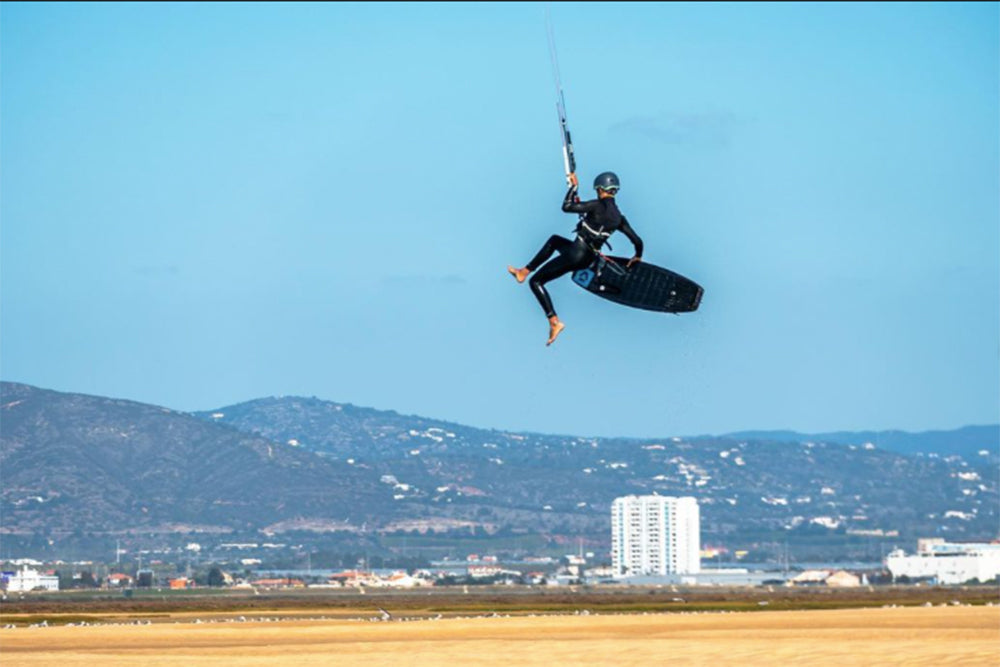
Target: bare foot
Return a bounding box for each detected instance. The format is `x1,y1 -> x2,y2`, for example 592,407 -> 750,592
507,266 -> 530,283
546,318 -> 565,346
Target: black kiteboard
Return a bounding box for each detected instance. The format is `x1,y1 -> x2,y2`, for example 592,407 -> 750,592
572,255 -> 703,313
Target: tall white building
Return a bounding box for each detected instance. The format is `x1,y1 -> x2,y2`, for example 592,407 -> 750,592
611,495 -> 700,577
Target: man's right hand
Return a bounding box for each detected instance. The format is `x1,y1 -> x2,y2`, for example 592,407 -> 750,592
567,172 -> 578,188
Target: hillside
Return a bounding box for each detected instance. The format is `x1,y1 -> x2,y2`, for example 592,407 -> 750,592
0,383 -> 391,537
2,383 -> 996,561
724,426 -> 999,459
193,394 -> 998,544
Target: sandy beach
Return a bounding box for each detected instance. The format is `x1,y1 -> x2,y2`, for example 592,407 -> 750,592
2,605 -> 998,667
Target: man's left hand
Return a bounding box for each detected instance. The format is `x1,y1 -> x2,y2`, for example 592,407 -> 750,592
627,256 -> 642,268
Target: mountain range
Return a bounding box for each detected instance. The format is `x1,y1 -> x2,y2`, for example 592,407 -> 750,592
2,382 -> 997,561
723,427 -> 997,459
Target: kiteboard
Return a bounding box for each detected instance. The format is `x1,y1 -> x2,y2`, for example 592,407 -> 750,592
572,255 -> 703,313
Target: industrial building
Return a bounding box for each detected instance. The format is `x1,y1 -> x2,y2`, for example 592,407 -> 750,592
886,538 -> 1000,585
1,567 -> 60,592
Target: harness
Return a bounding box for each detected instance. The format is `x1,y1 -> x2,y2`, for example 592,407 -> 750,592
574,199 -> 615,252
577,220 -> 612,243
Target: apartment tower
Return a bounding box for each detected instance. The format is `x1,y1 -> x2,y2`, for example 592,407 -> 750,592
611,495 -> 700,577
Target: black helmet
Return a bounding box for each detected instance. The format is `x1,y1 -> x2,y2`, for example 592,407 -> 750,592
594,171 -> 620,193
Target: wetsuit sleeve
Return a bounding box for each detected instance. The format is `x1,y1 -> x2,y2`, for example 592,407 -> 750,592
562,187 -> 599,214
620,217 -> 644,257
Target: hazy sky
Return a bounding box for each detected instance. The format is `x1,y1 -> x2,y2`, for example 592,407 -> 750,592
3,2 -> 998,438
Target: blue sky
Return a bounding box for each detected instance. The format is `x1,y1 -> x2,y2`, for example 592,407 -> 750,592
2,2 -> 998,438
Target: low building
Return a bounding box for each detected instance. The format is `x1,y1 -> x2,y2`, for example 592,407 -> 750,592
382,571 -> 432,588
825,570 -> 862,587
787,569 -> 862,587
251,577 -> 305,588
328,570 -> 377,587
1,567 -> 60,592
788,569 -> 832,586
584,565 -> 616,579
886,539 -> 1000,585
467,565 -> 504,579
106,573 -> 134,588
606,568 -> 781,587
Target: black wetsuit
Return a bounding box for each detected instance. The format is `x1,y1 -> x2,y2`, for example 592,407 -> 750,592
525,186 -> 644,318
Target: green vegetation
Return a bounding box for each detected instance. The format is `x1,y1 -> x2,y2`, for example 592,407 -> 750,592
2,585 -> 995,627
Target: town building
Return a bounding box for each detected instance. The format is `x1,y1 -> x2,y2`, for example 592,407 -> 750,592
106,573 -> 134,588
886,538 -> 1000,585
825,570 -> 863,587
250,577 -> 306,588
611,495 -> 700,577
788,569 -> 863,587
328,570 -> 379,588
1,567 -> 60,592
327,569 -> 434,588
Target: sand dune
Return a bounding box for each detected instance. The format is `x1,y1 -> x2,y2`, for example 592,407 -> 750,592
2,605 -> 997,666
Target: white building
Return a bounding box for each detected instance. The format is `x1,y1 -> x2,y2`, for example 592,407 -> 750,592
611,495 -> 700,577
1,567 -> 60,592
886,538 -> 1000,585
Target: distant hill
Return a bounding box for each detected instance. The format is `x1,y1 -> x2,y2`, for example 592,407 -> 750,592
193,394 -> 999,544
724,426 -> 999,459
3,382 -> 997,559
0,383 -> 392,537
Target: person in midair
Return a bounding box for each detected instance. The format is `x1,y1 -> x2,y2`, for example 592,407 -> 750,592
508,171 -> 643,346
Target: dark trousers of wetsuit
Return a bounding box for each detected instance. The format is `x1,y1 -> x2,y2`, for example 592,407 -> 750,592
526,235 -> 595,318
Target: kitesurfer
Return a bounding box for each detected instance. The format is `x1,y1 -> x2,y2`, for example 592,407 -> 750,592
508,171 -> 644,346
